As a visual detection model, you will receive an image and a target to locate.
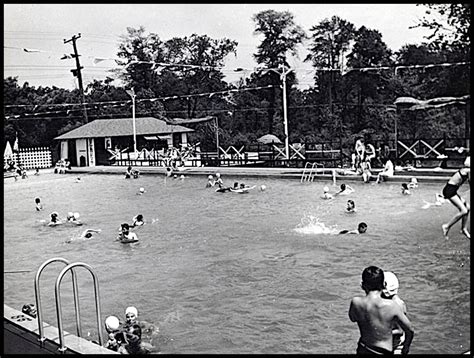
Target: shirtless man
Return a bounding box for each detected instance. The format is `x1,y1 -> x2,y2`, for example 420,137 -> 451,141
349,266 -> 414,355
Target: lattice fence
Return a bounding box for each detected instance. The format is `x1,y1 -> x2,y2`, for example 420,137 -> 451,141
17,147 -> 52,169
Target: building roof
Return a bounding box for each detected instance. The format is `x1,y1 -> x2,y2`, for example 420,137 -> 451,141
54,117 -> 194,140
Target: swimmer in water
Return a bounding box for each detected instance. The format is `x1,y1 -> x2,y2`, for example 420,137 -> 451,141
215,182 -> 231,193
407,177 -> 418,189
48,212 -> 63,226
401,183 -> 411,195
215,173 -> 224,186
66,212 -> 83,225
321,186 -> 334,200
339,222 -> 367,234
421,193 -> 446,209
132,214 -> 144,227
35,197 -> 43,211
65,229 -> 101,243
118,223 -> 138,242
206,175 -> 215,188
104,315 -> 125,353
335,183 -> 355,196
346,200 -> 357,213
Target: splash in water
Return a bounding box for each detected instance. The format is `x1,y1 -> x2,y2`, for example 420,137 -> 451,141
294,213 -> 339,235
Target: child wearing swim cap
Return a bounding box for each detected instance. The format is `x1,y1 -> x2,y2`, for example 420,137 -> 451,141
382,271 -> 407,354
104,315 -> 125,352
321,186 -> 334,200
206,175 -> 215,188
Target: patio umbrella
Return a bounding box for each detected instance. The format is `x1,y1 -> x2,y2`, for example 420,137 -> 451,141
257,134 -> 282,144
4,141 -> 13,159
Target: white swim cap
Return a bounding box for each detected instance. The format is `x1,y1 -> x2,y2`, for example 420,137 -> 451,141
139,187 -> 145,193
216,173 -> 221,177
323,186 -> 329,193
73,212 -> 80,219
260,184 -> 266,191
208,175 -> 213,180
67,212 -> 74,218
411,177 -> 418,183
180,175 -> 185,179
383,271 -> 399,296
125,306 -> 138,317
105,316 -> 120,331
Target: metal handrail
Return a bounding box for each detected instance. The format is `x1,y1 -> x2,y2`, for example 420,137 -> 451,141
54,262 -> 103,352
34,258 -> 82,343
300,162 -> 312,182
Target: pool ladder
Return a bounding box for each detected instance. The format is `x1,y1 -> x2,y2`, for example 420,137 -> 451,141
34,257 -> 104,352
301,162 -> 323,182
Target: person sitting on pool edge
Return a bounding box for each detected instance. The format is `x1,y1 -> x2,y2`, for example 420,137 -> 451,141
22,303 -> 37,318
339,222 -> 367,234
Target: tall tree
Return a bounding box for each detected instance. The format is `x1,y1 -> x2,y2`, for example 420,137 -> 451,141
345,26 -> 393,132
252,10 -> 305,134
115,26 -> 165,91
306,16 -> 356,112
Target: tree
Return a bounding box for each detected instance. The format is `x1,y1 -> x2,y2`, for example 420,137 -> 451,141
115,26 -> 166,91
252,10 -> 305,134
412,4 -> 470,53
306,16 -> 356,112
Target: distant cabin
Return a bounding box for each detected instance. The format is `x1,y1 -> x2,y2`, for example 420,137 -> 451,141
54,117 -> 194,167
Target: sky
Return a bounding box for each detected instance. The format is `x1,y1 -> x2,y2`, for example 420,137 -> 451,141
4,3 -> 433,90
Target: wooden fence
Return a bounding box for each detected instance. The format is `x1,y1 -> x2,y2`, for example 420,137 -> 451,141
109,136 -> 469,169
17,147 -> 52,169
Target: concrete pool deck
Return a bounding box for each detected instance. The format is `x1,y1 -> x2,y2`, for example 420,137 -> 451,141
64,165 -> 456,183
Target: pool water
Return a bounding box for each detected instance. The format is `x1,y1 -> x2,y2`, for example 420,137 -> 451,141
3,173 -> 470,354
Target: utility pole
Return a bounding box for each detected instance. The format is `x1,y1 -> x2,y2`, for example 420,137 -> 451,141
64,33 -> 88,123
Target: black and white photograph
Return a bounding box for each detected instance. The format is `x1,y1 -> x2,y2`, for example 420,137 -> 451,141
3,3 -> 470,355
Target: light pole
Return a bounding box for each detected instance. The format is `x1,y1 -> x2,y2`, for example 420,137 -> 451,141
264,65 -> 292,160
126,88 -> 137,154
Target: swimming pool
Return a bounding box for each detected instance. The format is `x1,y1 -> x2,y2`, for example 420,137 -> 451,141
4,173 -> 470,354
